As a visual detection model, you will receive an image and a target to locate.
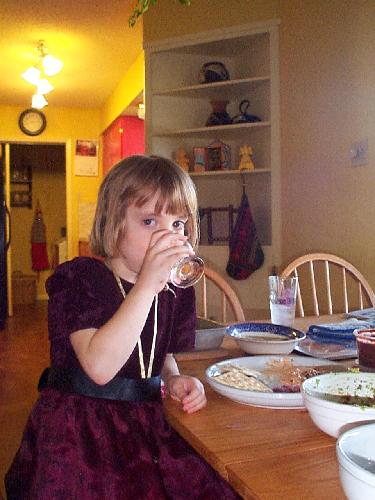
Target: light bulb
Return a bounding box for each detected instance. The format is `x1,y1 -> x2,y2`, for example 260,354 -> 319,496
22,66 -> 41,85
137,103 -> 145,120
42,54 -> 63,76
32,93 -> 48,109
37,79 -> 54,95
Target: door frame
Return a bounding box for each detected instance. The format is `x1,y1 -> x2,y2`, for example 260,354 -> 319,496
1,138 -> 71,316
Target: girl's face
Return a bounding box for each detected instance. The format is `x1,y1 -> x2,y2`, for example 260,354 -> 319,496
113,191 -> 188,280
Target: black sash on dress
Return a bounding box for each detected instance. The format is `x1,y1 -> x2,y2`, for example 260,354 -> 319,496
38,366 -> 162,402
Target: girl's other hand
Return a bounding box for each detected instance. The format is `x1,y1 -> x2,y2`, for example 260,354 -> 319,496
167,374 -> 207,414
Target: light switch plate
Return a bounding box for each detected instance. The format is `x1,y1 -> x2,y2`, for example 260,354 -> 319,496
350,138 -> 369,167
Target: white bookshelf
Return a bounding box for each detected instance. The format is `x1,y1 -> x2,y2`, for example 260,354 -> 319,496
145,21 -> 281,313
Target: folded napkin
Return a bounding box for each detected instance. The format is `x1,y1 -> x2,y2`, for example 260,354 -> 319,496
345,307 -> 375,322
307,318 -> 375,347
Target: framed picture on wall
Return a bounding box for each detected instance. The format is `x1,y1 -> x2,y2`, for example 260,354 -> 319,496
74,139 -> 99,176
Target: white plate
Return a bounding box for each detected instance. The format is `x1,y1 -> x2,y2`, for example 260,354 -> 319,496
295,337 -> 357,360
205,355 -> 341,409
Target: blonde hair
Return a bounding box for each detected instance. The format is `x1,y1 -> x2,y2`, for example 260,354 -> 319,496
90,155 -> 199,258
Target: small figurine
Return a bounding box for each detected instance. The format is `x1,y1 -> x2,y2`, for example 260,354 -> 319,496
206,139 -> 231,170
205,100 -> 232,127
173,147 -> 190,172
193,147 -> 206,172
232,99 -> 261,124
239,144 -> 255,171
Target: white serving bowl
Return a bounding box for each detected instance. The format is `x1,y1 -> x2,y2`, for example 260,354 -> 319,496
336,423 -> 375,500
226,322 -> 306,355
302,372 -> 375,438
195,318 -> 225,351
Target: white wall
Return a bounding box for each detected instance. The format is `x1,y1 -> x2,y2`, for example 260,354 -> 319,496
280,1 -> 375,287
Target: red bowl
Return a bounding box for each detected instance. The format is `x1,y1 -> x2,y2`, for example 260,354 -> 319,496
354,329 -> 375,370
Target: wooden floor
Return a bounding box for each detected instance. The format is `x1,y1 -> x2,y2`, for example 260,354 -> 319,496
0,301 -> 50,499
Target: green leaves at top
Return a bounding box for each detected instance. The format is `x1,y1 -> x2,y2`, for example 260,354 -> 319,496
129,0 -> 192,27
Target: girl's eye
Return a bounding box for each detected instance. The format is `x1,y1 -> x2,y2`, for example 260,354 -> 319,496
173,220 -> 186,230
143,219 -> 156,226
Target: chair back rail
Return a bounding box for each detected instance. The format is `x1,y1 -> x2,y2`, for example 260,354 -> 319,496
196,266 -> 245,324
281,253 -> 375,317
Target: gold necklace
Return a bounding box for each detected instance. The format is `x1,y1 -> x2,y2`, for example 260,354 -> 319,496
114,273 -> 158,379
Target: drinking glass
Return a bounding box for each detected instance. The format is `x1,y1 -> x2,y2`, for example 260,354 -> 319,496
170,243 -> 204,288
269,276 -> 298,327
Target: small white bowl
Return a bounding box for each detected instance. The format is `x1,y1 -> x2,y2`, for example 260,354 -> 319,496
195,318 -> 225,351
302,372 -> 375,438
337,423 -> 375,500
226,322 -> 306,355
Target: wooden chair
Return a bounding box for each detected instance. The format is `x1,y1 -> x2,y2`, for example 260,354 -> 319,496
280,253 -> 375,317
195,265 -> 245,324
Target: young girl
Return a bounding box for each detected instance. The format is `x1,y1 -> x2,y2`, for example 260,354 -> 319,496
5,155 -> 240,499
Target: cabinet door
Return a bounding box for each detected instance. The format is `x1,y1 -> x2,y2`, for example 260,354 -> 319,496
121,116 -> 145,158
102,116 -> 145,176
102,117 -> 124,176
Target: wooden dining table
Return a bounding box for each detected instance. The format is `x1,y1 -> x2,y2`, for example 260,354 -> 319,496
165,315 -> 353,499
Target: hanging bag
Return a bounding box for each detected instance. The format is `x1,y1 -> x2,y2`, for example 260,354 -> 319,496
31,201 -> 50,274
226,192 -> 264,280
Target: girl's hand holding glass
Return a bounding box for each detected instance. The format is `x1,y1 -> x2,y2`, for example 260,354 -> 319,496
138,231 -> 192,293
140,230 -> 204,292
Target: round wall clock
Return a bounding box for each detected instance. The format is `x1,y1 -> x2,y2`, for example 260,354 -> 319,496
18,108 -> 47,136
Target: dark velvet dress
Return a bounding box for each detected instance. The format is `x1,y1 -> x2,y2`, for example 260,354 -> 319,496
5,258 -> 240,500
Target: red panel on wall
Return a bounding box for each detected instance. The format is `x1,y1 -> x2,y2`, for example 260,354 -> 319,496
121,116 -> 145,158
102,116 -> 123,175
102,115 -> 144,176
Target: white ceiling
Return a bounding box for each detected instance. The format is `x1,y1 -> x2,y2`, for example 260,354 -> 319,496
0,1 -> 143,109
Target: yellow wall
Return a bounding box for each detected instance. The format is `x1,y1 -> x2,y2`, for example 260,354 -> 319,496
101,52 -> 145,132
0,104 -> 102,298
143,0 -> 375,296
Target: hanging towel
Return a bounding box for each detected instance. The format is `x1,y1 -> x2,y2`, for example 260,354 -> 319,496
226,192 -> 264,280
31,202 -> 50,273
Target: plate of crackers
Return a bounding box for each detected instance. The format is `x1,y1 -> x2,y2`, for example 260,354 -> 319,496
205,355 -> 345,408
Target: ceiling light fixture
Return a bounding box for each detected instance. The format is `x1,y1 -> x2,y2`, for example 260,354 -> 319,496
21,66 -> 41,85
37,79 -> 54,95
22,40 -> 63,109
32,93 -> 48,109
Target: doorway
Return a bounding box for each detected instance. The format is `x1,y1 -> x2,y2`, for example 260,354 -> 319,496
9,143 -> 66,305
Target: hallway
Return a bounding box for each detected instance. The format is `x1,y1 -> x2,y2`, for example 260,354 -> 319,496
0,301 -> 49,498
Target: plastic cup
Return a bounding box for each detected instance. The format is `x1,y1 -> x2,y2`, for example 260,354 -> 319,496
269,276 -> 298,327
